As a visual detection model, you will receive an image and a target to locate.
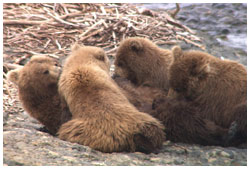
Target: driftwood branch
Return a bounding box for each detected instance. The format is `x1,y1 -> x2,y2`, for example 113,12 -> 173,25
176,35 -> 205,50
3,11 -> 84,26
4,63 -> 24,70
43,7 -> 80,27
3,20 -> 47,25
169,3 -> 180,18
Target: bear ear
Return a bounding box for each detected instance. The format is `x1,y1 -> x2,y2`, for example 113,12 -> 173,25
190,60 -> 210,78
95,50 -> 106,61
7,69 -> 21,85
30,55 -> 44,61
172,46 -> 183,60
130,40 -> 143,52
199,63 -> 210,76
71,43 -> 83,51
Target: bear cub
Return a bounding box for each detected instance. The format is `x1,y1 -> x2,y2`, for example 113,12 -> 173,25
57,44 -> 165,153
153,46 -> 247,147
114,37 -> 173,93
113,37 -> 172,115
7,55 -> 71,135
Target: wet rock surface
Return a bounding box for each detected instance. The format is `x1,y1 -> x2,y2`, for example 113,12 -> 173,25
3,3 -> 247,166
177,3 -> 247,66
145,3 -> 247,65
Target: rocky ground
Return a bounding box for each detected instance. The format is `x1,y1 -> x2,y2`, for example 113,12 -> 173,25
3,3 -> 247,166
3,84 -> 247,166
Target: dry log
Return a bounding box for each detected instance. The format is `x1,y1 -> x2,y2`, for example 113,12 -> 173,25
3,20 -> 47,25
168,3 -> 180,18
4,63 -> 24,70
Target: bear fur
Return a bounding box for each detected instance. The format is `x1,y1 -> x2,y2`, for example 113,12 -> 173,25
7,55 -> 71,135
113,76 -> 166,114
153,46 -> 247,146
57,44 -> 166,153
114,37 -> 173,93
169,46 -> 247,130
152,96 -> 233,146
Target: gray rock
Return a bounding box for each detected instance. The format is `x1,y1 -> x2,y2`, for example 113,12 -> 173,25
3,107 -> 247,166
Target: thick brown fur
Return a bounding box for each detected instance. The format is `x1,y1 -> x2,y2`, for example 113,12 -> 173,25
152,97 -> 231,146
57,44 -> 165,153
113,76 -> 166,114
169,46 -> 247,129
114,37 -> 173,93
154,46 -> 247,146
7,56 -> 71,135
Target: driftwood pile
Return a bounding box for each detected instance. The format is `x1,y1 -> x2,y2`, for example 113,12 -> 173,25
3,3 -> 204,66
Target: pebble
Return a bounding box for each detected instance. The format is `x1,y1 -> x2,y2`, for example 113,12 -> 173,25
47,151 -> 60,158
208,158 -> 217,163
220,151 -> 231,158
150,157 -> 162,162
62,156 -> 78,163
91,161 -> 107,166
174,159 -> 184,165
16,142 -> 27,150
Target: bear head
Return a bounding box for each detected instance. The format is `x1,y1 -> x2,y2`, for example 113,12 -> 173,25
114,37 -> 167,85
65,43 -> 110,73
7,55 -> 61,91
168,46 -> 211,100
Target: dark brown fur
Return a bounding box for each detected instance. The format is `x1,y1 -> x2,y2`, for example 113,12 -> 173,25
114,37 -> 173,93
57,44 -> 165,153
169,46 -> 247,128
113,76 -> 166,114
154,46 -> 247,146
152,97 -> 230,146
7,56 -> 71,135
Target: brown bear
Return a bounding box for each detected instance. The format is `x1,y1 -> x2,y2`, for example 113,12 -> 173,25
7,55 -> 71,135
114,37 -> 173,93
57,44 -> 166,153
153,46 -> 247,146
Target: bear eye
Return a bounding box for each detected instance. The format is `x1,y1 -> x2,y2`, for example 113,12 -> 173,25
43,70 -> 49,74
98,55 -> 105,61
